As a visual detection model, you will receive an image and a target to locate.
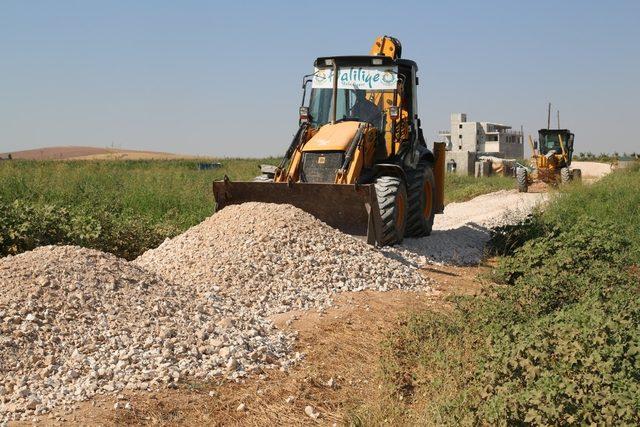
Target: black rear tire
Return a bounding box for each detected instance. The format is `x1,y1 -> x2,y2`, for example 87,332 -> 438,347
560,167 -> 571,184
374,176 -> 407,246
405,161 -> 436,237
516,167 -> 528,193
571,169 -> 582,182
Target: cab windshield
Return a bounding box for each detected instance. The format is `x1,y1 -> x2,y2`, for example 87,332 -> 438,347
539,131 -> 573,155
306,65 -> 399,131
308,88 -> 392,130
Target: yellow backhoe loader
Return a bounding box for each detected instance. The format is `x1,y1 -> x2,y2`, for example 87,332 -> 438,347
213,36 -> 445,245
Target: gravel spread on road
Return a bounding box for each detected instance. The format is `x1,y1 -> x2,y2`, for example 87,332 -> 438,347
571,161 -> 613,180
384,190 -> 550,265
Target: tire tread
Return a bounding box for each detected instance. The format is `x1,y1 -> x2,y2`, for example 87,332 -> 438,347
374,176 -> 407,246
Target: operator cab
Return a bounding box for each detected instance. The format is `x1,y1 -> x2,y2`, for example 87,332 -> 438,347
300,56 -> 419,143
538,129 -> 575,163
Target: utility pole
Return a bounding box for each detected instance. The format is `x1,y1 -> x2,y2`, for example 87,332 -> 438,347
547,102 -> 551,129
557,110 -> 560,128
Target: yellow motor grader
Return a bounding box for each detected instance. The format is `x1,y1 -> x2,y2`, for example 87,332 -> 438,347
516,107 -> 581,192
213,36 -> 445,246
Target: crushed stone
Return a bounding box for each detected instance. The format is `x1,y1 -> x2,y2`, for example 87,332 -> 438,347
0,246 -> 295,423
1,189 -> 550,422
135,203 -> 432,316
384,190 -> 549,265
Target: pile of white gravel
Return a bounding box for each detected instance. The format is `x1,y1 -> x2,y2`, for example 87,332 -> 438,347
385,190 -> 550,266
135,202 -> 432,316
0,203 -> 433,422
2,191 -> 547,422
0,246 -> 296,423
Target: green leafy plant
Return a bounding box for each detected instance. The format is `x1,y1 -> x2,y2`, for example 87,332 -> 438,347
363,168 -> 640,425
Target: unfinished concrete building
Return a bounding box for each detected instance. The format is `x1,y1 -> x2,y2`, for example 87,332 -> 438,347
439,113 -> 524,175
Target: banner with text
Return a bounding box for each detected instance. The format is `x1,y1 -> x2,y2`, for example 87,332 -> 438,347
312,66 -> 398,90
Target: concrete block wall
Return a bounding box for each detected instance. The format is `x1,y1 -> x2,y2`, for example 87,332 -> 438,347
500,142 -> 524,159
445,150 -> 476,176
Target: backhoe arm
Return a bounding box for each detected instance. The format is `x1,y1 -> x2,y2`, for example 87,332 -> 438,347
370,36 -> 402,59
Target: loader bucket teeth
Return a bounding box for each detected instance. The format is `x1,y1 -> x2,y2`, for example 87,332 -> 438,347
213,181 -> 382,245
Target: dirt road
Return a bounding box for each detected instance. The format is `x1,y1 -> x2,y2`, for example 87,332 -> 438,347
387,189 -> 548,266
572,161 -> 613,181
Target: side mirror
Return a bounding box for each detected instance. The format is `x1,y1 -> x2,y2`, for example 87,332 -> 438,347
299,106 -> 310,122
534,141 -> 538,150
389,106 -> 400,120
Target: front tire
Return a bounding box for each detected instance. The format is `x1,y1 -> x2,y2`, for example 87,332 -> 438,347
405,161 -> 436,237
374,176 -> 407,246
516,167 -> 528,193
560,167 -> 571,184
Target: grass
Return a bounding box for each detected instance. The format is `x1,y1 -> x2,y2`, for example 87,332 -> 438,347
0,158 -> 279,228
543,166 -> 640,257
444,173 -> 514,204
0,159 -> 279,259
357,166 -> 640,425
0,158 -> 514,259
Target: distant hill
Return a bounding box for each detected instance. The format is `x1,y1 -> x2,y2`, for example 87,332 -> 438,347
1,146 -> 198,160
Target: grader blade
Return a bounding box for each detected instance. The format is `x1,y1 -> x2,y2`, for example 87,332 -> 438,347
213,179 -> 382,245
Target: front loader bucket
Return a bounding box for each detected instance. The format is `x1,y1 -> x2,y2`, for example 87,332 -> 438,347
213,179 -> 383,245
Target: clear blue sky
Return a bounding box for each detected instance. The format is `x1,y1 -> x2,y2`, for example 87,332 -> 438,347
1,0 -> 638,157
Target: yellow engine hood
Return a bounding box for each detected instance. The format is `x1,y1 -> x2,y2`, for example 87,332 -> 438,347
302,121 -> 360,152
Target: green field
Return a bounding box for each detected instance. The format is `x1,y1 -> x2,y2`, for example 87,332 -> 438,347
0,158 -> 277,227
0,159 -> 515,259
354,166 -> 640,425
444,173 -> 515,204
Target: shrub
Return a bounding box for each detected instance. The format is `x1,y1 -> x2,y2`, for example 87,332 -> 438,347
371,168 -> 640,425
477,287 -> 640,425
487,214 -> 547,257
0,159 -> 276,259
0,199 -> 173,260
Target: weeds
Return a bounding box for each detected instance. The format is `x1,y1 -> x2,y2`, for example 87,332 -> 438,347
0,160 -> 512,259
444,174 -> 514,205
366,167 -> 640,425
0,159 -> 278,259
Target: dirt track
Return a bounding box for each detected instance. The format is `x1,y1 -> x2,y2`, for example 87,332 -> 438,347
571,161 -> 613,180
387,189 -> 548,266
